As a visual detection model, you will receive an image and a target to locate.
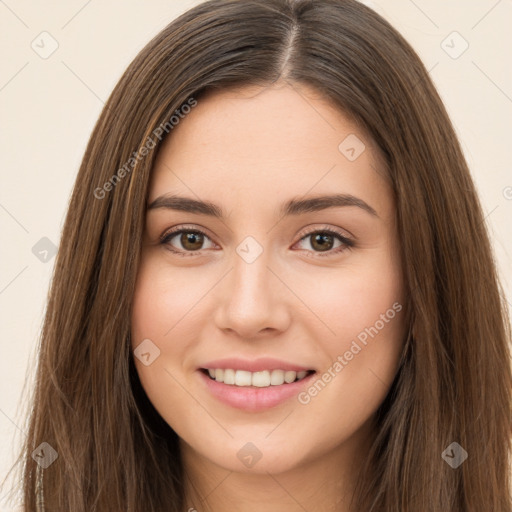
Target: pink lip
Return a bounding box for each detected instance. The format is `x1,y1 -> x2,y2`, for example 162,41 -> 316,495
198,357 -> 314,373
198,369 -> 316,411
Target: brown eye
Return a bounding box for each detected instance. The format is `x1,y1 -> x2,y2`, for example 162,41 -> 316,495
179,232 -> 205,251
294,228 -> 354,258
160,227 -> 214,256
309,233 -> 335,252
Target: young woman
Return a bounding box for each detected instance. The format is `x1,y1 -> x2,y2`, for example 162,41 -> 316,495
9,0 -> 512,510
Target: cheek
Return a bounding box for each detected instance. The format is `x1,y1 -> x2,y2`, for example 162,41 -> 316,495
302,245 -> 404,350
295,247 -> 405,433
130,256 -> 196,418
131,267 -> 165,348
130,253 -> 202,342
302,248 -> 405,388
130,252 -> 215,389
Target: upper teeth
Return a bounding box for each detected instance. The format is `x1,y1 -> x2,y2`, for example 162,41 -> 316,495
207,368 -> 310,387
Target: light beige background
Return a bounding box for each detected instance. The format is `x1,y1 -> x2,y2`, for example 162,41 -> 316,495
1,0 -> 511,509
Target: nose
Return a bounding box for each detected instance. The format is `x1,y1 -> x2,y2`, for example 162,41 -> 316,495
213,248 -> 291,339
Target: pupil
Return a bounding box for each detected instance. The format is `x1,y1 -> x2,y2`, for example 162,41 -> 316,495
313,234 -> 332,251
182,232 -> 202,250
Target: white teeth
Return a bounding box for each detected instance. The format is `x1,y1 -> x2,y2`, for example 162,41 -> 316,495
205,368 -> 312,387
284,370 -> 296,383
235,370 -> 252,386
223,368 -> 236,385
270,369 -> 285,385
251,370 -> 270,387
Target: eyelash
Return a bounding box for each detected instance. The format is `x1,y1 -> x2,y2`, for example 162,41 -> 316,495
159,224 -> 355,258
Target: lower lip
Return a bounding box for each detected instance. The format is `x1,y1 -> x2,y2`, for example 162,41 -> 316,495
198,370 -> 316,412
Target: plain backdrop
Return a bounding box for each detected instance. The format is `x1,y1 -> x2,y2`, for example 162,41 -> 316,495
1,0 -> 511,509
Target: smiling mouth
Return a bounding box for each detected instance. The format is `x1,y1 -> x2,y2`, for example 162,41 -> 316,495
200,368 -> 316,387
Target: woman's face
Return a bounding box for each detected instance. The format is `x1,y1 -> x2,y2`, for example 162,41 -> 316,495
131,82 -> 406,476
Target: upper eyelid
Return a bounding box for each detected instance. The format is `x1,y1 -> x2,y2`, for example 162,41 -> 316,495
160,224 -> 214,242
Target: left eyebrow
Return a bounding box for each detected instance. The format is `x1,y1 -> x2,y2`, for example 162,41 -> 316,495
146,193 -> 379,218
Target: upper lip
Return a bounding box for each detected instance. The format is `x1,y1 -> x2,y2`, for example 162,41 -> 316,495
199,357 -> 315,373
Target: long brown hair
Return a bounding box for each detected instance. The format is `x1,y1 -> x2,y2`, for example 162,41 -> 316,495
5,0 -> 511,510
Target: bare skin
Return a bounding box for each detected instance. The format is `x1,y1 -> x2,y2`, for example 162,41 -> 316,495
131,81 -> 406,512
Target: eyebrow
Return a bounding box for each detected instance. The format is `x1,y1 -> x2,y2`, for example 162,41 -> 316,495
147,193 -> 378,218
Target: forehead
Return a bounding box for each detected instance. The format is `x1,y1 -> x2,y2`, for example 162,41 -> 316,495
148,83 -> 392,220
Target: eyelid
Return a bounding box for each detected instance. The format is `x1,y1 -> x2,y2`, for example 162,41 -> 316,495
159,224 -> 214,243
296,223 -> 354,242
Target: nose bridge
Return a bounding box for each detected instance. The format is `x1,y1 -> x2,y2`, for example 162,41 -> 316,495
214,235 -> 290,336
230,239 -> 275,309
